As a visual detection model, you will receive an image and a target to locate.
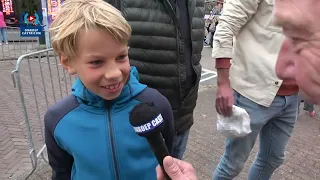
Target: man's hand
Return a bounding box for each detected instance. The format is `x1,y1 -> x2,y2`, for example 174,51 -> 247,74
156,156 -> 197,180
216,83 -> 234,117
215,62 -> 234,117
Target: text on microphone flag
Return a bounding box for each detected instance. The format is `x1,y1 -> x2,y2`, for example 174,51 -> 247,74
133,114 -> 163,133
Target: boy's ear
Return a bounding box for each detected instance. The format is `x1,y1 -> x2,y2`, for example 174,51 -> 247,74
59,53 -> 76,75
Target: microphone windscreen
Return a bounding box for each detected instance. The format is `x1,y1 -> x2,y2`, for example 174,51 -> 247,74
129,102 -> 164,137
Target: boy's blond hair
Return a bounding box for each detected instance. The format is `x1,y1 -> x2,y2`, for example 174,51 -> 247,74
50,0 -> 131,59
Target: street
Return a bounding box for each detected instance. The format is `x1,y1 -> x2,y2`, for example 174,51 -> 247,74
0,45 -> 320,180
199,46 -> 217,90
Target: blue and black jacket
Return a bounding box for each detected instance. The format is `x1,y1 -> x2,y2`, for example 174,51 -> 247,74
44,67 -> 175,180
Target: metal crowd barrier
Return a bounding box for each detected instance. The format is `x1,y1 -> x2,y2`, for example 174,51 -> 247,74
0,27 -> 39,61
11,48 -> 76,179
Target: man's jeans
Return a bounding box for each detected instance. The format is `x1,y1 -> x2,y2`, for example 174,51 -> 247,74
213,91 -> 298,180
172,129 -> 190,159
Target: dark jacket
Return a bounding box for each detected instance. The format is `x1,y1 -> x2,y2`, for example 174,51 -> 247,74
107,0 -> 205,134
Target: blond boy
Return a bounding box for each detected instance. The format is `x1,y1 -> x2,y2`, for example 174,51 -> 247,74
44,0 -> 174,179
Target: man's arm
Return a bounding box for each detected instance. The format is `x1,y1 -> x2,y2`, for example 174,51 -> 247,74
45,111 -> 74,180
213,0 -> 262,81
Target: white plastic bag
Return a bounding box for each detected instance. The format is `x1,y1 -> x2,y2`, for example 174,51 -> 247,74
217,105 -> 252,138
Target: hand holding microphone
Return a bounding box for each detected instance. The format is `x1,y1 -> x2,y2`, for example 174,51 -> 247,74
156,156 -> 198,180
129,102 -> 171,180
129,102 -> 197,180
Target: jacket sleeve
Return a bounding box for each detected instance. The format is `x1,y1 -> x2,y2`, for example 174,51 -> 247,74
135,88 -> 175,155
212,0 -> 262,59
159,97 -> 175,155
45,111 -> 74,180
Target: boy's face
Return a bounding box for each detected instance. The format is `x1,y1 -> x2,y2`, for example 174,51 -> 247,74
61,28 -> 130,100
274,0 -> 320,104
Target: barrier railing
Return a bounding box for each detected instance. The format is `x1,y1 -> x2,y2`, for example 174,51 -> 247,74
11,48 -> 76,179
0,27 -> 39,61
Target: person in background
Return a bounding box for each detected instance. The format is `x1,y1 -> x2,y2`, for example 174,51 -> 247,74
216,2 -> 223,15
204,18 -> 212,45
211,20 -> 219,47
205,18 -> 217,47
0,11 -> 8,45
104,0 -> 205,159
212,0 -> 299,179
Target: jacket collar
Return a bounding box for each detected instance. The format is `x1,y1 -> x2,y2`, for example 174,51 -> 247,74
71,66 -> 147,109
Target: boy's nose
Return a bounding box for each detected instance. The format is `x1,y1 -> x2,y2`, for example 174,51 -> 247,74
104,67 -> 122,80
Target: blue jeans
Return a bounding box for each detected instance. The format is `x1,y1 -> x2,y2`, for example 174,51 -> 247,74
213,91 -> 298,180
172,129 -> 190,159
0,27 -> 8,43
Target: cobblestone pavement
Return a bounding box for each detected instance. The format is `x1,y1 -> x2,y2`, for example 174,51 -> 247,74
1,49 -> 320,180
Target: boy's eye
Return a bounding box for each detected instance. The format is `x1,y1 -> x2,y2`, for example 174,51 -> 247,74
116,55 -> 128,61
89,60 -> 103,65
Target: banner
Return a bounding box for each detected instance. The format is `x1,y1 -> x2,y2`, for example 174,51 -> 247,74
20,26 -> 43,37
1,0 -> 14,16
20,10 -> 44,37
47,0 -> 64,25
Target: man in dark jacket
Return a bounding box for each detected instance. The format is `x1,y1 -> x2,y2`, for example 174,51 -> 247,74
105,0 -> 205,159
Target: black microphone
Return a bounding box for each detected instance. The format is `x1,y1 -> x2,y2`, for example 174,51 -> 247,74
129,102 -> 171,180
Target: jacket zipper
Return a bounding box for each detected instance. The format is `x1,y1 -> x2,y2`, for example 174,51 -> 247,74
187,0 -> 198,90
107,107 -> 120,180
183,0 -> 198,111
163,0 -> 184,107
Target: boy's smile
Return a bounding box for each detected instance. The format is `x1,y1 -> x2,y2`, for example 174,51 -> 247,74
61,28 -> 130,100
100,82 -> 123,95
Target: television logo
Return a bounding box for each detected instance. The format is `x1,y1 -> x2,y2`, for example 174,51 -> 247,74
20,10 -> 43,37
133,114 -> 164,134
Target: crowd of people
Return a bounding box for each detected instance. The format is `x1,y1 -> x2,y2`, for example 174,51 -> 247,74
42,0 -> 319,180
